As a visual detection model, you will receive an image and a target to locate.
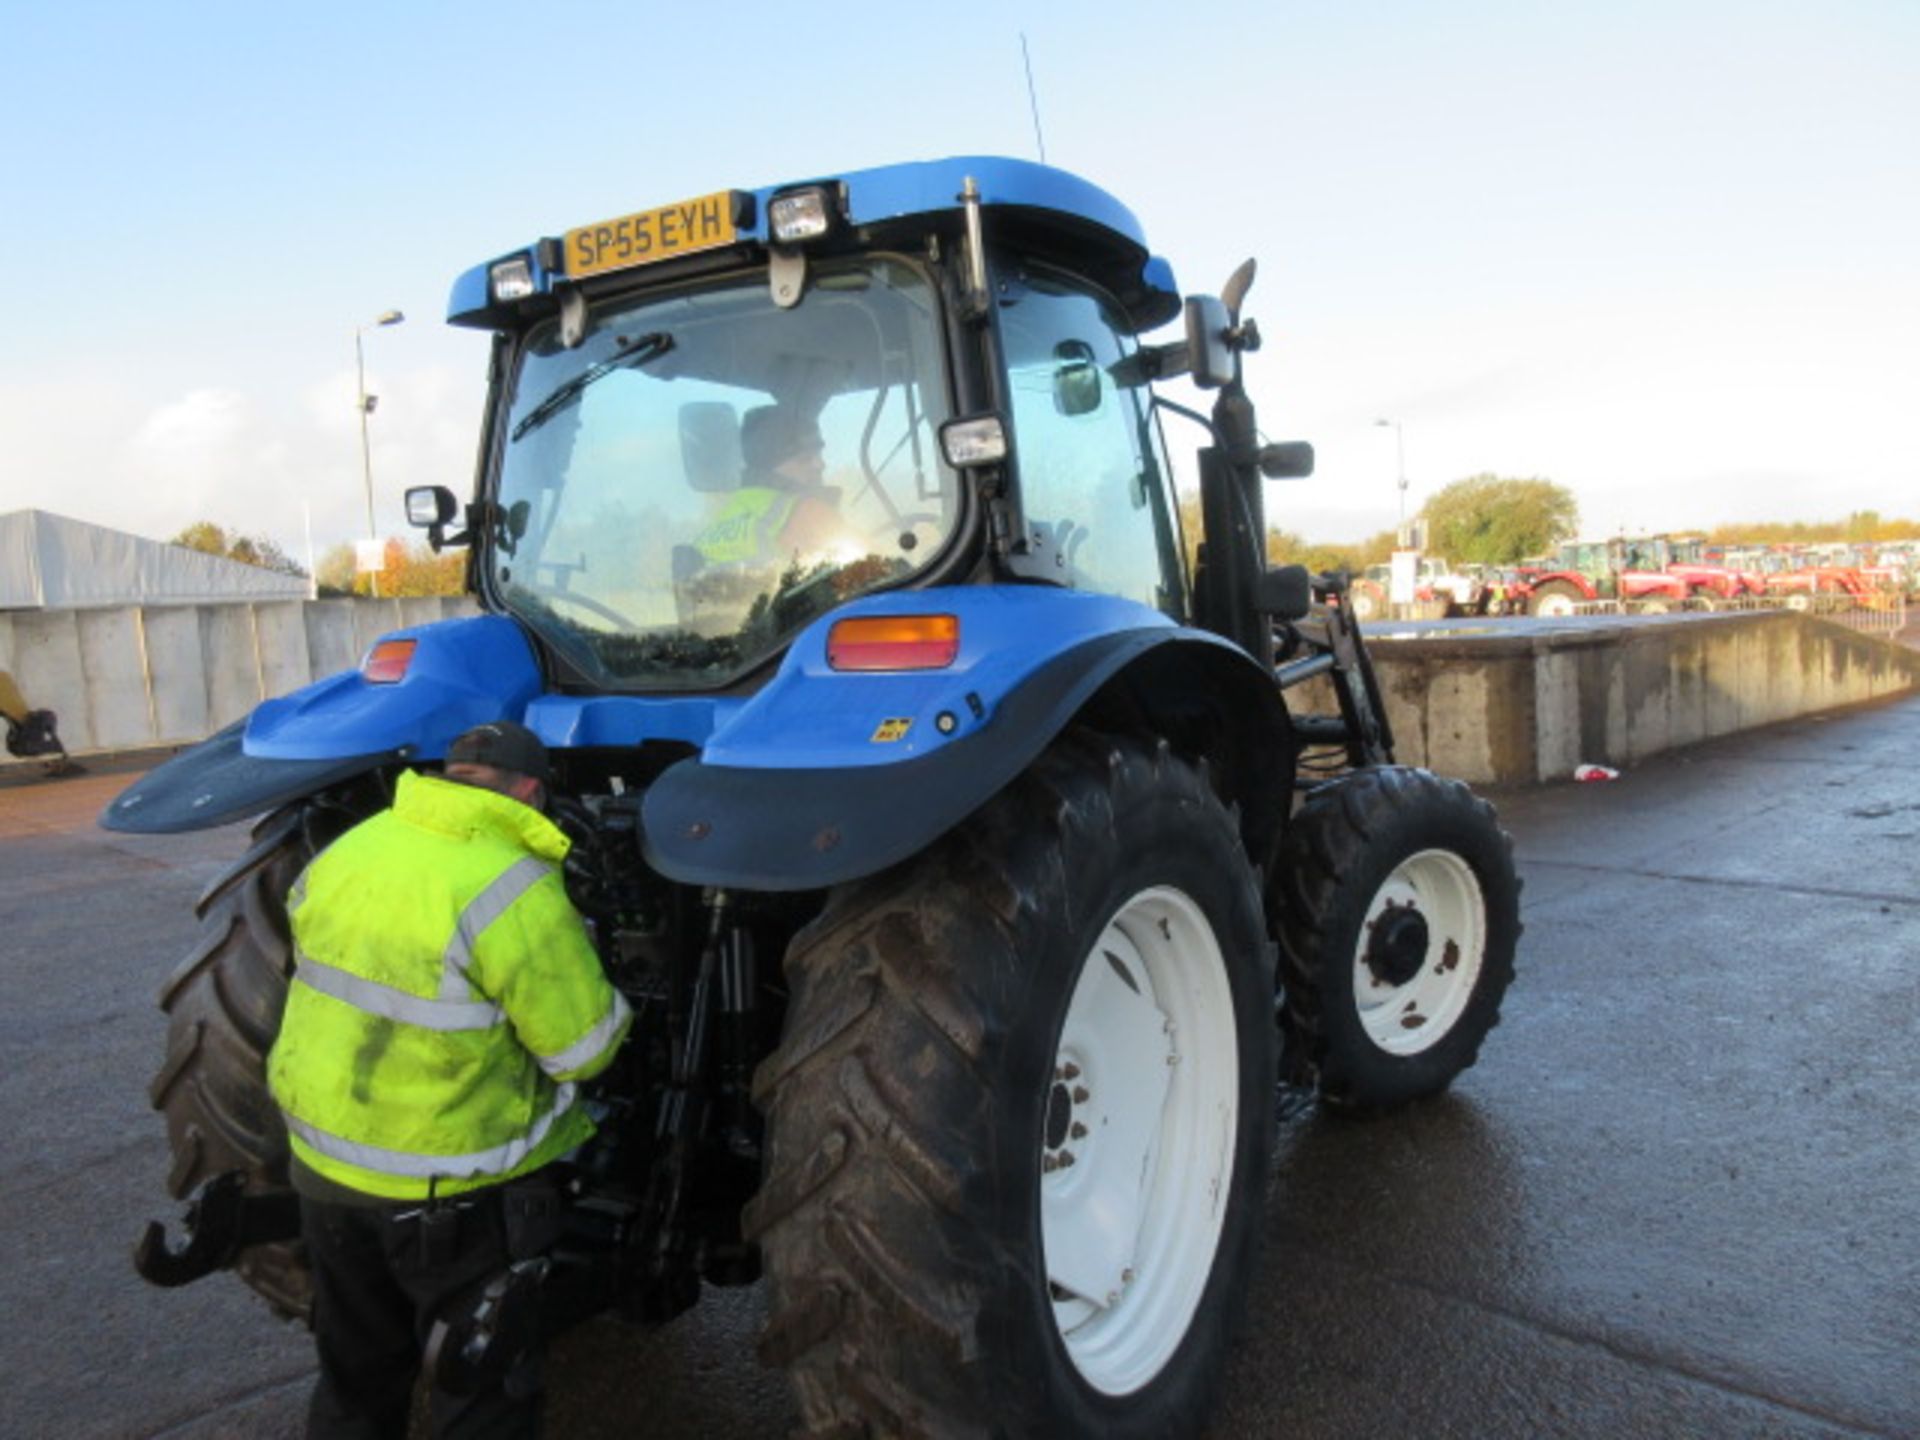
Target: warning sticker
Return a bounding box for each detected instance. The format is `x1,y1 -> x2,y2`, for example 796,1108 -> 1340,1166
870,718 -> 913,743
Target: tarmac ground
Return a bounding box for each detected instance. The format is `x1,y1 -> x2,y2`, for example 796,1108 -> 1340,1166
0,693 -> 1915,1439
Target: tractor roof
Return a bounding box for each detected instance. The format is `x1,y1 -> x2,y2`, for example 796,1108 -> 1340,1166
447,156 -> 1181,333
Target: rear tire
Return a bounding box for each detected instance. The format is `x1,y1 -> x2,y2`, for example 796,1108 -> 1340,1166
748,735 -> 1274,1438
1276,767 -> 1519,1113
149,808 -> 322,1318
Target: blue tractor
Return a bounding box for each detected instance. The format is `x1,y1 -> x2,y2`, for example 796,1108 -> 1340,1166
113,158 -> 1519,1437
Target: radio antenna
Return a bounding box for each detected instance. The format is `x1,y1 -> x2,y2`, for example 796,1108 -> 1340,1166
1021,34 -> 1048,164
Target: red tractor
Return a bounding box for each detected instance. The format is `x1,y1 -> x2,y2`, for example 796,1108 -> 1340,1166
1511,539 -> 1689,616
1729,546 -> 1873,610
1645,536 -> 1767,603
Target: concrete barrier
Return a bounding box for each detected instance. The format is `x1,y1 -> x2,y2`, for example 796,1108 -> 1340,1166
0,596 -> 477,763
1361,610 -> 1920,784
7,601 -> 1914,786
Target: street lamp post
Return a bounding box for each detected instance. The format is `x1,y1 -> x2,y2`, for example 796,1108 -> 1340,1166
1374,417 -> 1408,536
355,309 -> 405,594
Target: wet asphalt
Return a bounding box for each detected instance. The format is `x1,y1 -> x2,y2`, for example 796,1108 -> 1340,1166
0,693 -> 1914,1439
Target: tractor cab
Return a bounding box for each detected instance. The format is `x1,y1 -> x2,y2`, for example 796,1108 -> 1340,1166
420,159 -> 1200,696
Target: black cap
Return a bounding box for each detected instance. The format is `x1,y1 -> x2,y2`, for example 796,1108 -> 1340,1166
446,721 -> 551,785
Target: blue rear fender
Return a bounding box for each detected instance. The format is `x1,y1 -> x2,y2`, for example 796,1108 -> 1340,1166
244,613 -> 543,761
708,586 -> 1176,768
100,614 -> 543,834
642,585 -> 1292,891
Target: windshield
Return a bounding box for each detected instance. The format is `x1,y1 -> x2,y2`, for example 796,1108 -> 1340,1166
490,258 -> 959,690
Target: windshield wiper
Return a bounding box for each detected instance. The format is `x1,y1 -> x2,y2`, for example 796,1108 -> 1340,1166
510,331 -> 675,442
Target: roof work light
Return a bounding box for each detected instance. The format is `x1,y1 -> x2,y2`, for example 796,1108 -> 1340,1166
768,187 -> 836,244
489,256 -> 535,303
939,415 -> 1008,469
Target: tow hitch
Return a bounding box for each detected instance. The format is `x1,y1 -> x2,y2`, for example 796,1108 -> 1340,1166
133,1171 -> 301,1287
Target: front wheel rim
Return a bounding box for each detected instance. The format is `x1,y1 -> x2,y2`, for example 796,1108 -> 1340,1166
1351,849 -> 1487,1055
1042,886 -> 1238,1396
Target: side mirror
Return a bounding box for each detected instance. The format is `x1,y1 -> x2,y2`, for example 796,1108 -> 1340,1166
406,486 -> 471,554
405,486 -> 458,527
1183,296 -> 1235,389
1257,564 -> 1312,621
1258,442 -> 1315,479
1052,341 -> 1103,417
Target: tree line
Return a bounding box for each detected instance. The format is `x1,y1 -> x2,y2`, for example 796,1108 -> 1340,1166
170,522 -> 465,597
1181,478 -> 1913,577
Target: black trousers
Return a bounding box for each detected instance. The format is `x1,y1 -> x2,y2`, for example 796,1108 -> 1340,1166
300,1186 -> 539,1440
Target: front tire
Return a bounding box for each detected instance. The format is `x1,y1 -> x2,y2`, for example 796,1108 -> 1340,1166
747,735 -> 1274,1438
1275,767 -> 1519,1113
1527,580 -> 1582,617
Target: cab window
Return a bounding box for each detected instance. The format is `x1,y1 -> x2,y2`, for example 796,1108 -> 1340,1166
998,269 -> 1184,617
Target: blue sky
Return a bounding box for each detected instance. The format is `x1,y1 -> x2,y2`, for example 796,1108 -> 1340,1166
3,0 -> 1915,560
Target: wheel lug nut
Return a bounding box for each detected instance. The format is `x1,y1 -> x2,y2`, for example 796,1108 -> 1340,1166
1058,1151 -> 1075,1167
1042,1155 -> 1058,1174
1062,1063 -> 1080,1080
1070,1122 -> 1088,1140
1071,1086 -> 1089,1104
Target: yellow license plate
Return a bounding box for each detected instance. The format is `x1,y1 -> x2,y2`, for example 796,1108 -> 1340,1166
563,191 -> 741,279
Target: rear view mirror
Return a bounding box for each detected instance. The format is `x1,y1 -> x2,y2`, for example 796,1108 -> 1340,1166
1258,442 -> 1315,479
407,485 -> 468,554
405,486 -> 458,527
1183,296 -> 1234,389
1052,341 -> 1102,417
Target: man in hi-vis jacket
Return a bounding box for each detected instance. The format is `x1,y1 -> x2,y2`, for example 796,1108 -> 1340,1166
268,720 -> 630,1438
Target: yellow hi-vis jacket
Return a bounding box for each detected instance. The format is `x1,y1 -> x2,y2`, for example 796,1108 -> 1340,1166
267,771 -> 632,1201
692,485 -> 798,565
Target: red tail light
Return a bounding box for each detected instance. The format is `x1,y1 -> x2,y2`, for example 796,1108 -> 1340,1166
827,615 -> 960,672
361,639 -> 418,684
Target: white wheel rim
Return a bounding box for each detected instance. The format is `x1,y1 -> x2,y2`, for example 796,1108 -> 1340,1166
1043,886 -> 1237,1396
1536,593 -> 1574,616
1350,849 -> 1486,1055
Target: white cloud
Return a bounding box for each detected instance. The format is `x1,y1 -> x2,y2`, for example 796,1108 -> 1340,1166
0,358 -> 484,569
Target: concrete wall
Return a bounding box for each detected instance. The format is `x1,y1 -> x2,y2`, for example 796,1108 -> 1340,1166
1363,611 -> 1920,784
0,597 -> 478,759
8,602 -> 1915,785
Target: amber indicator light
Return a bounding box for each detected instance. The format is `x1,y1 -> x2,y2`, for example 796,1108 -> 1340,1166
827,615 -> 960,671
361,639 -> 418,684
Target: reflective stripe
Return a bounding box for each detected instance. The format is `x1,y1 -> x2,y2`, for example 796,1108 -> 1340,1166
439,857 -> 552,1001
294,951 -> 503,1032
286,1082 -> 579,1180
536,990 -> 632,1078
